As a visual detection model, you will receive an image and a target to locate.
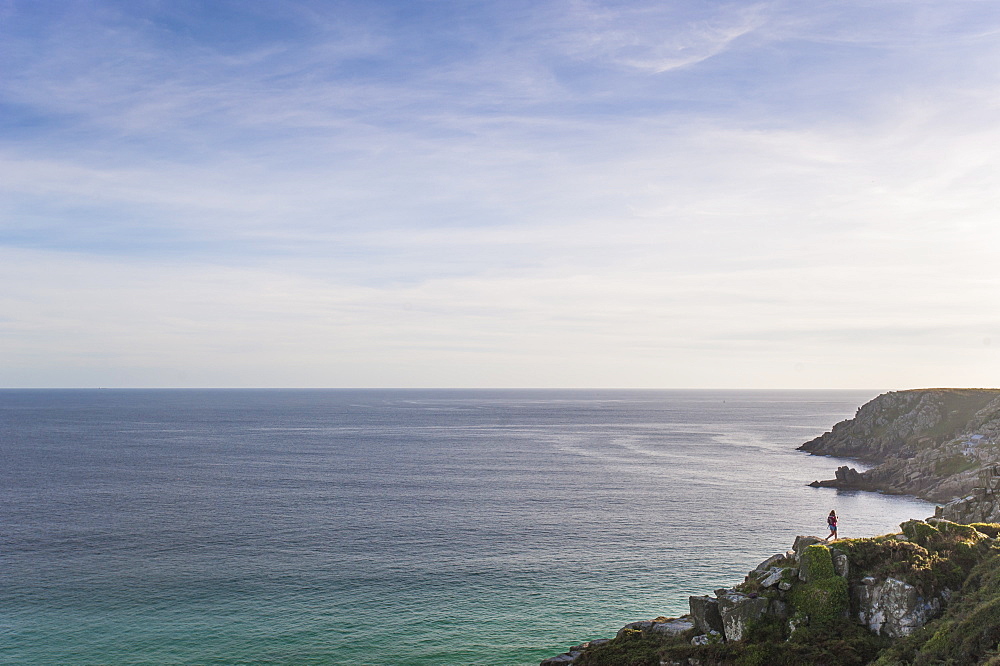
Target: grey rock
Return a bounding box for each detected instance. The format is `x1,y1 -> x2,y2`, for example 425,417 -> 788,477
688,596 -> 723,634
792,535 -> 825,558
759,567 -> 787,588
751,553 -> 788,575
690,630 -> 721,646
852,577 -> 943,638
788,615 -> 807,633
716,591 -> 770,642
651,618 -> 695,636
835,465 -> 863,485
831,549 -> 850,578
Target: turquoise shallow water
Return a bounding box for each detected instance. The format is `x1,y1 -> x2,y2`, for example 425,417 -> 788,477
0,389 -> 933,665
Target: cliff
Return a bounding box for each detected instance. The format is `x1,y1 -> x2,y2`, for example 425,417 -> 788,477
799,389 -> 1000,503
540,389 -> 1000,665
542,520 -> 1000,666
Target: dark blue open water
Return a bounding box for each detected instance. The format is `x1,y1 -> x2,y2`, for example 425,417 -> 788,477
0,389 -> 933,664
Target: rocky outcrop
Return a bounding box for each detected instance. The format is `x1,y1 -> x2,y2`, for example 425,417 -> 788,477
935,472 -> 1000,523
716,590 -> 771,641
852,576 -> 942,638
792,535 -> 824,556
687,595 -> 723,634
802,389 -> 1000,503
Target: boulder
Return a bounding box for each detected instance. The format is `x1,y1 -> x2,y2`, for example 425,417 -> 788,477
616,617 -> 693,639
688,596 -> 723,634
615,621 -> 653,638
751,553 -> 788,575
760,567 -> 788,588
650,618 -> 695,636
851,577 -> 943,638
792,535 -> 825,558
831,549 -> 850,578
716,590 -> 770,642
835,466 -> 863,485
539,640 -> 609,665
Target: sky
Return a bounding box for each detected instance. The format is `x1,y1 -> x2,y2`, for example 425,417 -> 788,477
2,0 -> 1000,389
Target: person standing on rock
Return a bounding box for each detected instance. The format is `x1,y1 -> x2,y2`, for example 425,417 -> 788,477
825,510 -> 838,542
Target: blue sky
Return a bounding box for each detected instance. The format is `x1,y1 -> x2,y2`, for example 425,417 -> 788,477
3,0 -> 1000,388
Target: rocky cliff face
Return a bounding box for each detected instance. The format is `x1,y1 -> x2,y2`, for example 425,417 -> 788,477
799,389 -> 1000,461
800,389 -> 1000,502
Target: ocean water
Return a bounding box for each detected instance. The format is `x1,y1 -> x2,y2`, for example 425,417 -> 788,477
0,389 -> 933,665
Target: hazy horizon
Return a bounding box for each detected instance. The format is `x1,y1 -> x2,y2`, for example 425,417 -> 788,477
4,1 -> 1000,389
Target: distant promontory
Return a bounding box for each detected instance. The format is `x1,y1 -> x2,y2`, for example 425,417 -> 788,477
799,388 -> 1000,522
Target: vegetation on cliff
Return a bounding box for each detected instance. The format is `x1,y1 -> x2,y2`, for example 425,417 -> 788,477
559,521 -> 1000,666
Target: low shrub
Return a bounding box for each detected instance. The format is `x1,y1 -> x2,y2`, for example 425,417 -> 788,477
933,519 -> 985,543
574,628 -> 668,666
900,519 -> 940,546
970,522 -> 1000,538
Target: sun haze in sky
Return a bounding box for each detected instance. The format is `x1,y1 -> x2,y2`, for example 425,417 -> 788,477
2,0 -> 1000,389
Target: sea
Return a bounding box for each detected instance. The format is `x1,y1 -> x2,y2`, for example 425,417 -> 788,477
0,389 -> 933,665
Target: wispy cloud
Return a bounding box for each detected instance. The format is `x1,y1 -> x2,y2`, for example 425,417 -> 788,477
4,0 -> 1000,387
552,0 -> 768,73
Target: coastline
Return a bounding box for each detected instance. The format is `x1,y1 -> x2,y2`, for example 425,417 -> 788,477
540,388 -> 1000,665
